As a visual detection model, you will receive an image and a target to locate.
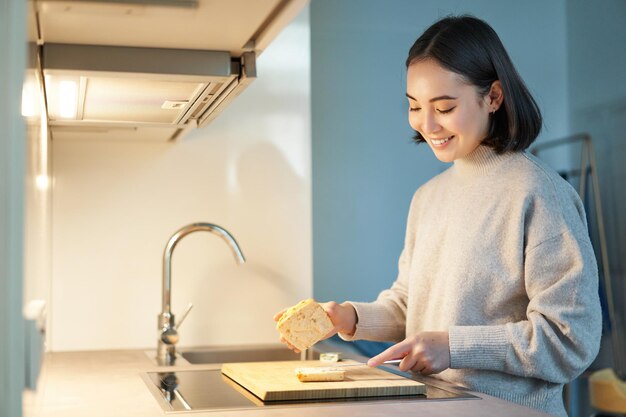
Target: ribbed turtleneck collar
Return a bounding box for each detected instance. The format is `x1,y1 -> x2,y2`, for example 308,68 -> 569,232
453,145 -> 516,177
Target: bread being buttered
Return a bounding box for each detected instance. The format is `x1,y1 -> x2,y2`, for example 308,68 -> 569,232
276,299 -> 333,351
295,367 -> 346,382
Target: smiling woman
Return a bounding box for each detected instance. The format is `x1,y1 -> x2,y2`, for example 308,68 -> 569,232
352,15 -> 600,417
405,59 -> 500,162
404,15 -> 541,161
293,13 -> 602,417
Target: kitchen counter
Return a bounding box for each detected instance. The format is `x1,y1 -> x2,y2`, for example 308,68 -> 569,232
24,349 -> 553,417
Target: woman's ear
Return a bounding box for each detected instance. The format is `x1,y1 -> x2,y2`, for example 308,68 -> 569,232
488,80 -> 504,112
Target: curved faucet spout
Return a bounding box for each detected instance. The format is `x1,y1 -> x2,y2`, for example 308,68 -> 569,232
162,222 -> 245,315
158,222 -> 245,364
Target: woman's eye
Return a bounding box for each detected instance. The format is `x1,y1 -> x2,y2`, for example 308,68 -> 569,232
437,107 -> 456,114
409,107 -> 421,112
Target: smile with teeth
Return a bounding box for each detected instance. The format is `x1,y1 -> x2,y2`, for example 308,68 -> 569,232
431,136 -> 454,145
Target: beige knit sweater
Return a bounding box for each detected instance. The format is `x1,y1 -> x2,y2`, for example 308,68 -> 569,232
342,145 -> 602,417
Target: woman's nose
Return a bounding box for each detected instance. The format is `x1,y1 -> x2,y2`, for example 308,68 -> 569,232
421,110 -> 441,135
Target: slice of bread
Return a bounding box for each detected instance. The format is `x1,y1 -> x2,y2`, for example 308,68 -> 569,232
295,367 -> 346,382
276,299 -> 333,351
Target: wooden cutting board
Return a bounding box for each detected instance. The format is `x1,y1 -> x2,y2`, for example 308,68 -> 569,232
221,360 -> 426,401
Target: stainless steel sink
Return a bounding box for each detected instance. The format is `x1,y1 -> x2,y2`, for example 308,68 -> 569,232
180,344 -> 303,364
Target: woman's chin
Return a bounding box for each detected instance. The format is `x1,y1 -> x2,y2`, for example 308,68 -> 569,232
430,148 -> 455,163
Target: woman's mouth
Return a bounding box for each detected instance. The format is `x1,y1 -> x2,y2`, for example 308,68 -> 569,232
431,136 -> 454,146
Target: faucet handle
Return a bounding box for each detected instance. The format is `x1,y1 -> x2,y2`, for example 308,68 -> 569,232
176,302 -> 194,329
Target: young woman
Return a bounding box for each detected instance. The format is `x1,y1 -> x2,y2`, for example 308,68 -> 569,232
275,15 -> 601,417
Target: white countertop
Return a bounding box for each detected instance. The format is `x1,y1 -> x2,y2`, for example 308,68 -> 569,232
24,349 -> 553,417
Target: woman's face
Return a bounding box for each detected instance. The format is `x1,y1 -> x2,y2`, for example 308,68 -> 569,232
406,59 -> 493,163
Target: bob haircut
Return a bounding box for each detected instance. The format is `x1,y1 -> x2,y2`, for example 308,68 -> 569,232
406,15 -> 542,153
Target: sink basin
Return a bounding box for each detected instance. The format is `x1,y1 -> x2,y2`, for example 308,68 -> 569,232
181,344 -> 303,364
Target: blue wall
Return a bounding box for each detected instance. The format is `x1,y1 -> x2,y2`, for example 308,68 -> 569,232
567,0 -> 626,380
311,0 -> 568,303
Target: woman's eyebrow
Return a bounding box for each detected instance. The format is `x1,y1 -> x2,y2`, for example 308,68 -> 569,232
405,93 -> 458,102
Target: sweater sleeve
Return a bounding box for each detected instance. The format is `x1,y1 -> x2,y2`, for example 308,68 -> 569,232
449,213 -> 602,383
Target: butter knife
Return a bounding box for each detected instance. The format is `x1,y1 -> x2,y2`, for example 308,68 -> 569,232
326,359 -> 402,368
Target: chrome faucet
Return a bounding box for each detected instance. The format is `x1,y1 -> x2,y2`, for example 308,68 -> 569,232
157,222 -> 245,365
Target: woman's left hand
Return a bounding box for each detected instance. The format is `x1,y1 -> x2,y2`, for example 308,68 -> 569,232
367,331 -> 451,375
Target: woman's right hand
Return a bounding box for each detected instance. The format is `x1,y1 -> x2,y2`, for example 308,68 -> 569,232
322,301 -> 358,337
273,301 -> 358,352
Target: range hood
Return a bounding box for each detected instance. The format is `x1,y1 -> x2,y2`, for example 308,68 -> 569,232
41,44 -> 255,141
29,0 -> 308,142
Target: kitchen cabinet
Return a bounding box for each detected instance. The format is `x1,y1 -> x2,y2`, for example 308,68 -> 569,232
29,0 -> 308,142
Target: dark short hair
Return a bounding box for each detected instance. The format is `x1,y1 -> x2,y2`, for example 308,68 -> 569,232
406,15 -> 542,153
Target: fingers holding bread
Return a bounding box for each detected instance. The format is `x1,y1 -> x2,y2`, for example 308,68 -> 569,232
273,308 -> 287,322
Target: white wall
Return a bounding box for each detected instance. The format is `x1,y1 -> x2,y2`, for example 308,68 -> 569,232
48,7 -> 311,351
24,114 -> 52,324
